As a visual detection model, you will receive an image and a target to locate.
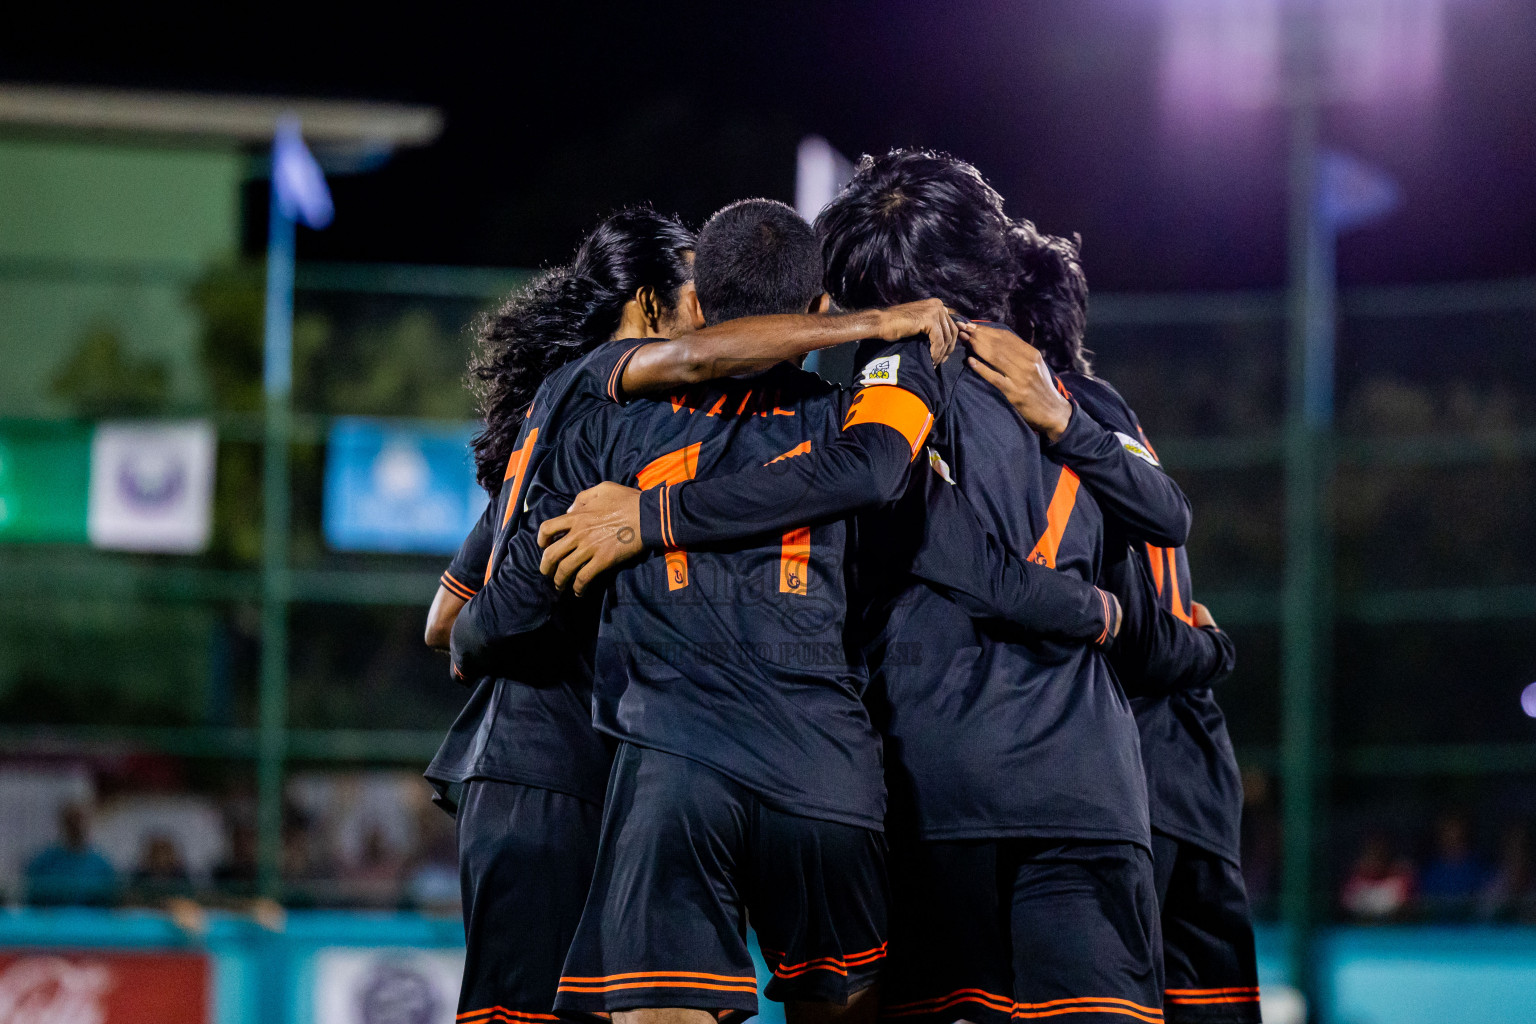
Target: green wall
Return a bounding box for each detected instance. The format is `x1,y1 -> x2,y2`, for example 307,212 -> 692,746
0,138 -> 243,415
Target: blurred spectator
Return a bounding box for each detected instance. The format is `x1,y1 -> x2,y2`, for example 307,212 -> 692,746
213,820 -> 259,898
24,803 -> 118,906
1479,823 -> 1534,922
347,826 -> 406,908
282,801 -> 334,904
1418,813 -> 1491,920
1239,768 -> 1280,917
129,833 -> 195,905
1341,830 -> 1416,922
404,805 -> 459,915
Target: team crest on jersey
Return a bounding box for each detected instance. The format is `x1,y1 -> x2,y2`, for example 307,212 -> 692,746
927,447 -> 955,484
1115,431 -> 1160,467
857,354 -> 900,386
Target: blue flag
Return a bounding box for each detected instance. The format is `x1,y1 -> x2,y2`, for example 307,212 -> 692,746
273,116 -> 334,230
1319,149 -> 1400,234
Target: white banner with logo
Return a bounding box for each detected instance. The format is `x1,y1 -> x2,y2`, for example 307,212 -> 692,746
312,947 -> 464,1024
87,420 -> 216,553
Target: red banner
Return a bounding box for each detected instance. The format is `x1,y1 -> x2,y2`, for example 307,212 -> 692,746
0,950 -> 209,1024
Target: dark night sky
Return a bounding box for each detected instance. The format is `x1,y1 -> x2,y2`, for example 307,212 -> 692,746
7,0 -> 1534,290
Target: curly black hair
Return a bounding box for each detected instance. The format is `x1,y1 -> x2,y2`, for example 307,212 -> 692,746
1006,219 -> 1092,375
467,207 -> 695,491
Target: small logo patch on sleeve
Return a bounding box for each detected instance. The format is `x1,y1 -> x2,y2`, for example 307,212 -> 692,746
857,353 -> 901,387
1115,431 -> 1161,467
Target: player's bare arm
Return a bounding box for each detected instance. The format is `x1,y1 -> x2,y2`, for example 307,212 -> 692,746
424,585 -> 469,651
621,298 -> 963,395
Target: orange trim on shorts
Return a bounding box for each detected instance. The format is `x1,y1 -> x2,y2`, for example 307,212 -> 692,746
557,969 -> 759,995
1164,987 -> 1258,996
1164,985 -> 1259,1005
842,385 -> 933,459
1026,467 -> 1080,568
885,988 -> 1163,1023
457,1008 -> 561,1022
770,942 -> 887,979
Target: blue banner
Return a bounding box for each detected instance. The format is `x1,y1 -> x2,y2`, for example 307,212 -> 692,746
323,419 -> 487,555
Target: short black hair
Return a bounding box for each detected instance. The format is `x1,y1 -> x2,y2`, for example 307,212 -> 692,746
818,148 -> 1091,372
818,149 -> 1014,321
694,199 -> 824,324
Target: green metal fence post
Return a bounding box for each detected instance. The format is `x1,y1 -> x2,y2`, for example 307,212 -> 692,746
1281,0 -> 1330,1011
257,182 -> 296,899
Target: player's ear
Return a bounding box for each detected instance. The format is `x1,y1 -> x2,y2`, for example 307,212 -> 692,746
676,281 -> 706,330
808,292 -> 831,315
636,286 -> 661,330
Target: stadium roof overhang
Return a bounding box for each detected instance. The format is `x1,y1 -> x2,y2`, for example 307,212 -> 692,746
0,83 -> 442,148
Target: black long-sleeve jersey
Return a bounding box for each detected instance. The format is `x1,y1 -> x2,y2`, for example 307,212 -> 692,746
427,339 -> 648,806
459,336 -> 945,830
453,335 -> 1118,832
863,327 -> 1150,847
1059,370 -> 1243,865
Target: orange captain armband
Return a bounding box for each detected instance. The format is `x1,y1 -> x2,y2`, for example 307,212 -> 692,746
841,385 -> 933,460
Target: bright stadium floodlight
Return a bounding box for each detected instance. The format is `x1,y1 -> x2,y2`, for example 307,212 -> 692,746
1159,0 -> 1285,115
1159,0 -> 1446,117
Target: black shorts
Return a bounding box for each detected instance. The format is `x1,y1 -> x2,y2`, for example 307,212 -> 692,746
1151,832 -> 1261,1024
881,837 -> 1163,1024
456,778 -> 604,1022
554,743 -> 888,1023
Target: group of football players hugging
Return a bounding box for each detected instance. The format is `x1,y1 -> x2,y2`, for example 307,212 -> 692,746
422,148 -> 1258,1024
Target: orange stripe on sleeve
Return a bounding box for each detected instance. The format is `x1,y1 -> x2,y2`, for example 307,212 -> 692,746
1166,548 -> 1193,624
440,573 -> 477,601
607,344 -> 644,402
485,428 -> 539,584
842,385 -> 933,459
1146,541 -> 1165,597
1026,467 -> 1081,569
780,527 -> 811,597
